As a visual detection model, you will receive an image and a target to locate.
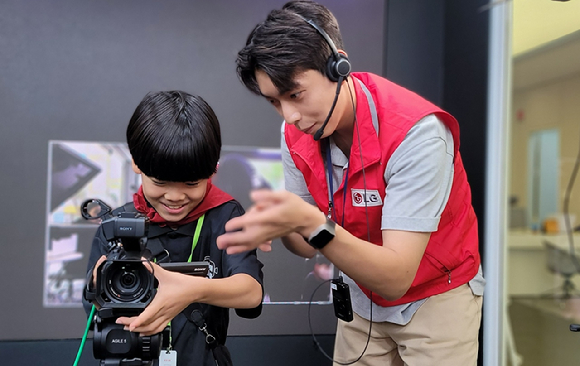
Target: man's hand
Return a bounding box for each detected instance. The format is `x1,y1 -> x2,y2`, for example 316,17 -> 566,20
216,189 -> 324,254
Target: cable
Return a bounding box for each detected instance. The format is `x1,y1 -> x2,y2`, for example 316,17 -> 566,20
565,128 -> 580,270
346,80 -> 372,244
73,305 -> 96,366
307,78 -> 376,364
307,279 -> 372,365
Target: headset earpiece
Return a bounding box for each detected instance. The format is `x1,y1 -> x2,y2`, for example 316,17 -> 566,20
294,13 -> 352,140
326,53 -> 351,82
295,14 -> 351,82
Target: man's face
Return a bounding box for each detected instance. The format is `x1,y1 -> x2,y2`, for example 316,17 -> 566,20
256,69 -> 342,138
132,161 -> 209,222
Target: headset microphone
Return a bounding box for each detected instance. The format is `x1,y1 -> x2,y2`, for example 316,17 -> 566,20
295,14 -> 351,141
313,75 -> 344,141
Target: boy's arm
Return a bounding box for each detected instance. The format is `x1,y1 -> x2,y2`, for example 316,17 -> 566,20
116,200 -> 264,335
115,263 -> 262,336
193,272 -> 262,309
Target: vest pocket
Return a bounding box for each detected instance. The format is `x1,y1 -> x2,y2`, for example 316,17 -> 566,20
414,251 -> 453,285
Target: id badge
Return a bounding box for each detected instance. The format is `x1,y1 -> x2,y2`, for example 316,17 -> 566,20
159,350 -> 177,366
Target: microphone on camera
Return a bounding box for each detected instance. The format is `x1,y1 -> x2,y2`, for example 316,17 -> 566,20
313,76 -> 344,141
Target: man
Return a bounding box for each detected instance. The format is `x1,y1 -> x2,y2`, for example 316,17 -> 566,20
217,1 -> 484,365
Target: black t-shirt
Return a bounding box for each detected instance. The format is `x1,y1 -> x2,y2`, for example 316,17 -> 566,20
83,200 -> 264,366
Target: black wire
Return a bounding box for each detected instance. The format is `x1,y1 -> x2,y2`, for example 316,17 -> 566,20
565,128 -> 580,270
307,279 -> 372,365
307,78 -> 377,365
347,79 -> 372,244
347,77 -> 375,358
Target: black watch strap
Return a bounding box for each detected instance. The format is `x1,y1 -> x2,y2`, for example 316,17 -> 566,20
305,217 -> 336,249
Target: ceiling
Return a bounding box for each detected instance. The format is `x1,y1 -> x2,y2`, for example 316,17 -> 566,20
513,0 -> 580,56
512,0 -> 580,90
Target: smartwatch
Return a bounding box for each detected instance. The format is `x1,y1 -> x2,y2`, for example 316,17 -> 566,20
305,217 -> 336,249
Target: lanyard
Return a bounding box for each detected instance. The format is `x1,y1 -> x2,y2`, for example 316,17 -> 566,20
188,213 -> 204,262
167,213 -> 205,348
325,139 -> 349,227
324,77 -> 377,227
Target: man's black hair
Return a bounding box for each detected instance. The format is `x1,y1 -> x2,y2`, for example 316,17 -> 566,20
236,0 -> 345,95
126,90 -> 221,182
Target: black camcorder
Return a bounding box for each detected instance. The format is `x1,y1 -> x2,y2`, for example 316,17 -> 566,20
81,199 -> 209,366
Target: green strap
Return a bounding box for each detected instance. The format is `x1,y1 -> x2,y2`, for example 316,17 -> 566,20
188,214 -> 204,263
168,213 -> 205,348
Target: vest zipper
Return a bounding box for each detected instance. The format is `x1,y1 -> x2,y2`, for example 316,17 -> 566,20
426,252 -> 452,284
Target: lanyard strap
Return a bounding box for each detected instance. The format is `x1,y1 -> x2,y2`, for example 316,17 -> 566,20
325,139 -> 336,220
325,77 -> 376,227
188,213 -> 205,263
325,140 -> 349,227
168,213 -> 205,348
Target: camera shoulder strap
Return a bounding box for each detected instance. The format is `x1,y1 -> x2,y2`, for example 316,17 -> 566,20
187,306 -> 217,348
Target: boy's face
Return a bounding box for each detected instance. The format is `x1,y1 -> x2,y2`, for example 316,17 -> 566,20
132,161 -> 209,222
256,69 -> 345,138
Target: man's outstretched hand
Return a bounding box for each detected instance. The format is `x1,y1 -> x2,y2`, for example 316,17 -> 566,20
216,189 -> 322,254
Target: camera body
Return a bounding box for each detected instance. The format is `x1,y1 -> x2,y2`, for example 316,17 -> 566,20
82,199 -> 210,365
93,212 -> 157,318
82,200 -> 164,366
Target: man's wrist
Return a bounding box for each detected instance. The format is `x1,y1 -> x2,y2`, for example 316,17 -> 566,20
298,210 -> 327,239
302,214 -> 336,250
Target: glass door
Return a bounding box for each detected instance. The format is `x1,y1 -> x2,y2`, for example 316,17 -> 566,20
504,1 -> 580,365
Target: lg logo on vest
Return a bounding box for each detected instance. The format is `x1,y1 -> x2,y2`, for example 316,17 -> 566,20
351,189 -> 383,207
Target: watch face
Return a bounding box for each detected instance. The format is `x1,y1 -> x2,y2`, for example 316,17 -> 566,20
308,219 -> 336,249
311,229 -> 335,249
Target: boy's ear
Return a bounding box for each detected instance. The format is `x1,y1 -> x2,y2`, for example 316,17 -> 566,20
131,159 -> 142,174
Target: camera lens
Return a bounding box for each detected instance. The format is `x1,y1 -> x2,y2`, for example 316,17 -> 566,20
105,261 -> 153,303
120,271 -> 138,287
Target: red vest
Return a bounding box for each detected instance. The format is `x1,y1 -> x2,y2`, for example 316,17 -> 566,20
285,72 -> 480,306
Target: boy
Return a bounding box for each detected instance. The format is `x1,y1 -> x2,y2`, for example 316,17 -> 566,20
217,1 -> 484,365
83,90 -> 264,366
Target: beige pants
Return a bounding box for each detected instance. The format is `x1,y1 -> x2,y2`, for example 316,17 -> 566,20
333,284 -> 483,366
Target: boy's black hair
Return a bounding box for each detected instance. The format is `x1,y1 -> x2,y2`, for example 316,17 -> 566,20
126,90 -> 221,182
236,0 -> 344,96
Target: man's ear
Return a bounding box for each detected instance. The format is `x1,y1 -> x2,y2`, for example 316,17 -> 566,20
131,159 -> 142,174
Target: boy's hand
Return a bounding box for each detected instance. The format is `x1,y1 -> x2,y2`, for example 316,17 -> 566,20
91,255 -> 107,288
115,261 -> 199,336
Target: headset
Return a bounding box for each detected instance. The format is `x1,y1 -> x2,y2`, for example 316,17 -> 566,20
295,14 -> 352,140
297,16 -> 351,82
